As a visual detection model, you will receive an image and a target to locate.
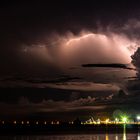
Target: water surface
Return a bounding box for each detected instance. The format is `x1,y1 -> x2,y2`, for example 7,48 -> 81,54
1,133 -> 140,140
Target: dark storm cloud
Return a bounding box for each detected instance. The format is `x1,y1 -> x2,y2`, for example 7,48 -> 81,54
132,48 -> 140,72
0,91 -> 140,119
1,0 -> 140,119
110,19 -> 140,40
82,63 -> 135,70
0,0 -> 139,77
0,30 -> 138,88
125,48 -> 140,95
0,96 -> 105,116
17,31 -> 137,87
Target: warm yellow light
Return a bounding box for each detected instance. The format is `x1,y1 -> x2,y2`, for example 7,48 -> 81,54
14,121 -> 17,124
21,121 -> 24,124
44,121 -> 47,125
36,121 -> 38,125
27,121 -> 29,124
115,118 -> 118,122
105,119 -> 109,124
97,118 -> 101,124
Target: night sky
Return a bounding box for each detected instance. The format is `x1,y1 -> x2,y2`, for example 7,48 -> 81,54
1,0 -> 140,120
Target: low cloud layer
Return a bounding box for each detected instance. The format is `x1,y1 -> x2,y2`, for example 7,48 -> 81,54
45,82 -> 119,92
0,91 -> 140,120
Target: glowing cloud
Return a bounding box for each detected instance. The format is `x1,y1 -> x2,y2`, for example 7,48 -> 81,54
58,32 -> 138,67
20,31 -> 138,85
22,32 -> 138,68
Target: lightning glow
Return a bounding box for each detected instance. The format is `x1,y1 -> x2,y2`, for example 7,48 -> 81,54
57,32 -> 138,68
20,31 -> 139,84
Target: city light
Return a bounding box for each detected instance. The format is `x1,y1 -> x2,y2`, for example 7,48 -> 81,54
2,113 -> 140,126
97,119 -> 101,124
137,116 -> 140,124
105,119 -> 109,124
115,118 -> 119,123
121,116 -> 128,123
137,116 -> 140,120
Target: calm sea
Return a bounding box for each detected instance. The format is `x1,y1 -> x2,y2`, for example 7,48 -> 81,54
0,133 -> 140,140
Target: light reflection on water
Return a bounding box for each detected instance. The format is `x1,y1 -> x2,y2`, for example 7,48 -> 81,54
123,124 -> 126,140
0,133 -> 138,140
0,127 -> 140,140
138,133 -> 140,140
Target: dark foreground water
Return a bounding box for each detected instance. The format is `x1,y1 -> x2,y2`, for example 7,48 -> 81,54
0,133 -> 140,140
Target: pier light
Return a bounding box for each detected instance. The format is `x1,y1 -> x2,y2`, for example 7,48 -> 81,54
115,118 -> 119,123
27,121 -> 29,124
121,116 -> 128,123
115,118 -> 118,122
105,119 -> 109,124
36,121 -> 39,125
21,121 -> 24,124
97,119 -> 101,124
44,121 -> 47,125
2,121 -> 4,124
